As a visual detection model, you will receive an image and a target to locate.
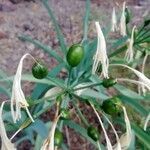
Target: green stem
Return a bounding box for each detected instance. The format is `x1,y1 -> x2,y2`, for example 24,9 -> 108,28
67,67 -> 72,87
72,100 -> 89,127
74,82 -> 102,91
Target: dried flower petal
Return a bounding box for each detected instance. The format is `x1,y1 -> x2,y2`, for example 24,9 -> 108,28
0,102 -> 16,150
41,116 -> 60,150
102,112 -> 121,150
91,104 -> 113,150
120,2 -> 126,36
11,53 -> 34,123
144,113 -> 150,131
111,7 -> 118,32
92,22 -> 109,78
125,26 -> 136,62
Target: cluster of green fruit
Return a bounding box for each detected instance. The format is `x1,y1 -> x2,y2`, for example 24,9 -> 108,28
31,44 -> 122,144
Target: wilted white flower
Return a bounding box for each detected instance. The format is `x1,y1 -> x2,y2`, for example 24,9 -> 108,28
138,54 -> 149,95
144,113 -> 150,131
125,26 -> 136,63
91,104 -> 113,150
111,7 -> 118,32
92,22 -> 109,78
120,2 -> 126,36
41,116 -> 60,150
102,112 -> 121,150
0,102 -> 16,150
117,106 -> 132,150
11,53 -> 34,123
112,64 -> 150,94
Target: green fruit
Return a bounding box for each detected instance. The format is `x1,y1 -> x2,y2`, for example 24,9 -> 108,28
54,129 -> 63,147
66,44 -> 84,67
87,126 -> 100,141
102,78 -> 117,88
60,108 -> 70,120
125,8 -> 131,24
101,97 -> 122,117
32,61 -> 48,79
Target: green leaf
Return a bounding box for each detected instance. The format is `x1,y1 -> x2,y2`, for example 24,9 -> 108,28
42,0 -> 67,54
116,118 -> 150,149
63,120 -> 97,146
132,123 -> 150,149
82,0 -> 90,42
0,86 -> 11,98
118,95 -> 148,116
28,119 -> 48,138
18,35 -> 63,63
0,69 -> 11,86
114,84 -> 144,100
0,74 -> 65,88
109,45 -> 127,58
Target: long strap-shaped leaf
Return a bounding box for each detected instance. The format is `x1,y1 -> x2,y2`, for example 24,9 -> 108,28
42,0 -> 67,54
82,0 -> 90,42
18,35 -> 63,63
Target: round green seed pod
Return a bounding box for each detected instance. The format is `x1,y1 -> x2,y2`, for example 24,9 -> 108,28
101,97 -> 122,117
32,61 -> 48,79
66,44 -> 84,67
60,108 -> 70,120
54,129 -> 63,147
102,78 -> 117,88
87,126 -> 100,141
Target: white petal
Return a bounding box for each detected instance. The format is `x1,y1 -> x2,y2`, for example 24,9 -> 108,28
0,102 -> 16,150
91,104 -> 113,150
112,64 -> 150,93
119,106 -> 132,150
102,112 -> 121,150
111,7 -> 118,32
144,113 -> 150,131
125,26 -> 136,63
120,2 -> 126,36
11,53 -> 34,123
92,22 -> 109,78
41,116 -> 60,150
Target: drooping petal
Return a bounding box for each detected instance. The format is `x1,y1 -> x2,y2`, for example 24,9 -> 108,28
102,112 -> 121,150
41,116 -> 60,150
120,2 -> 126,36
91,104 -> 113,150
114,106 -> 132,150
144,113 -> 150,131
138,54 -> 149,95
111,64 -> 150,93
125,26 -> 136,63
92,22 -> 109,78
0,102 -> 16,150
11,53 -> 34,123
118,106 -> 132,150
111,7 -> 118,32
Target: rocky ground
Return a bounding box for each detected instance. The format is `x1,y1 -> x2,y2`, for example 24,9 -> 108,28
0,0 -> 149,149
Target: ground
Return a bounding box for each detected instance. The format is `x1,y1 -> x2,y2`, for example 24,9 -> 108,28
0,0 -> 149,149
